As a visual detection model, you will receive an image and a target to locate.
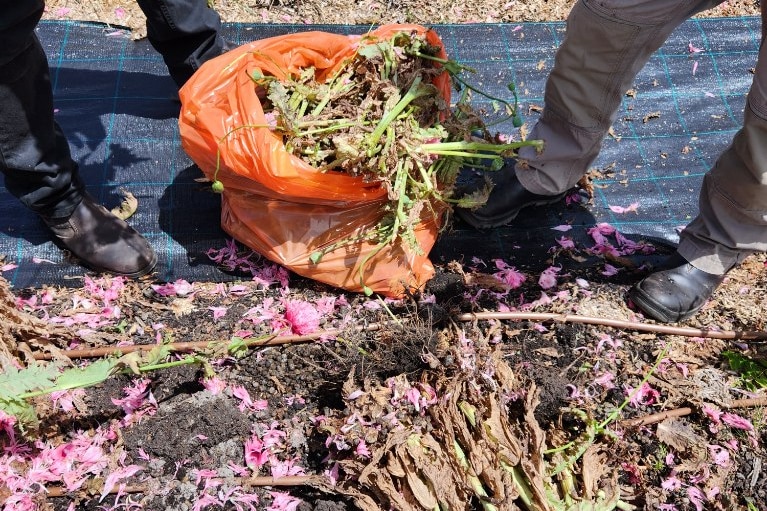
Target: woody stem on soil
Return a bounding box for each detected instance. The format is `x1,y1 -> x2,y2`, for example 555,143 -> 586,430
620,396 -> 767,428
454,312 -> 767,340
31,323 -> 388,361
31,312 -> 767,361
45,475 -> 323,498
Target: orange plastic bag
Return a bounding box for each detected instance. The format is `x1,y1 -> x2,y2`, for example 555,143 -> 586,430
178,24 -> 451,297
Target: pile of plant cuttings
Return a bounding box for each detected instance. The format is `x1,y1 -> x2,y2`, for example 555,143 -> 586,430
239,30 -> 539,258
320,340 -> 629,511
2,239 -> 767,511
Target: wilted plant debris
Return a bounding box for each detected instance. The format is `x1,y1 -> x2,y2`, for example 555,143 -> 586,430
316,332 -> 632,511
224,30 -> 540,267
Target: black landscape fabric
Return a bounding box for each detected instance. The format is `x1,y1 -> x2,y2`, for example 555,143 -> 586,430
0,18 -> 761,288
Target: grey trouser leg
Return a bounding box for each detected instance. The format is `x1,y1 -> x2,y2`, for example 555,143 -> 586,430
517,0 -> 725,195
679,40 -> 767,273
515,0 -> 767,275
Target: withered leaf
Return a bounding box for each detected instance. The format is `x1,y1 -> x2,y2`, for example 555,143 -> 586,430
656,418 -> 704,452
110,189 -> 138,220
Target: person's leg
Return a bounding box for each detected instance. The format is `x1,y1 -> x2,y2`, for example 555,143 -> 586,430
519,0 -> 726,194
135,0 -> 228,88
630,4 -> 767,322
0,2 -> 157,277
457,0 -> 725,228
0,2 -> 82,217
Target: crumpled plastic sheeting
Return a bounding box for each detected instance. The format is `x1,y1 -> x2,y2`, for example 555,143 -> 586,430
0,18 -> 759,288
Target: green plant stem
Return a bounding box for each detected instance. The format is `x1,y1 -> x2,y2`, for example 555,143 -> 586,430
453,440 -> 498,511
501,461 -> 536,511
419,140 -> 541,152
137,356 -> 200,373
296,121 -> 359,138
421,150 -> 503,159
414,160 -> 435,192
367,75 -> 428,151
414,51 -> 514,106
545,344 -> 671,477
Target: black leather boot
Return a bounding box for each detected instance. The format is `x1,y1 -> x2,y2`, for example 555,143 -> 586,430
41,195 -> 157,278
628,252 -> 726,323
455,159 -> 566,229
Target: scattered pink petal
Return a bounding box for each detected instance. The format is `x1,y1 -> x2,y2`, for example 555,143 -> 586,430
152,279 -> 194,297
608,202 -> 639,214
324,462 -> 340,486
623,381 -> 660,407
692,61 -> 699,75
687,487 -> 706,511
244,437 -> 269,470
593,372 -> 615,390
100,465 -> 143,502
50,389 -> 85,412
270,456 -> 305,478
707,444 -> 730,467
538,266 -> 561,290
202,377 -> 227,395
551,224 -> 572,232
267,491 -> 302,511
721,412 -> 754,431
661,473 -> 683,491
493,260 -> 526,289
556,236 -> 575,250
208,306 -> 228,320
114,7 -> 126,18
355,440 -> 371,458
688,41 -> 704,53
284,299 -> 321,335
111,378 -> 152,416
55,7 -> 72,16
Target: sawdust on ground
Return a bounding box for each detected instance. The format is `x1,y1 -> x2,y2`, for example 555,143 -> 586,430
43,0 -> 761,40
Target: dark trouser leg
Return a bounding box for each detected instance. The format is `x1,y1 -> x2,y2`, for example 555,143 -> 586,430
135,0 -> 226,87
0,3 -> 83,218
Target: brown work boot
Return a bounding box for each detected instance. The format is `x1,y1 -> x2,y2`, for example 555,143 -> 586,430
41,195 -> 157,278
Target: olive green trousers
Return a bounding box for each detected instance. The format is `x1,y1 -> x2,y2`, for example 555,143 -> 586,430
517,0 -> 765,274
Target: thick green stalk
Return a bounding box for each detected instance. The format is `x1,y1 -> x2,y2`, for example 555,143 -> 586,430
501,461 -> 536,511
296,120 -> 359,138
138,356 -> 200,373
419,140 -> 543,153
454,440 -> 498,511
367,76 -> 429,152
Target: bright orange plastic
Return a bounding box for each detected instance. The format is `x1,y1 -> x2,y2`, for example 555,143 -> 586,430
178,25 -> 451,297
